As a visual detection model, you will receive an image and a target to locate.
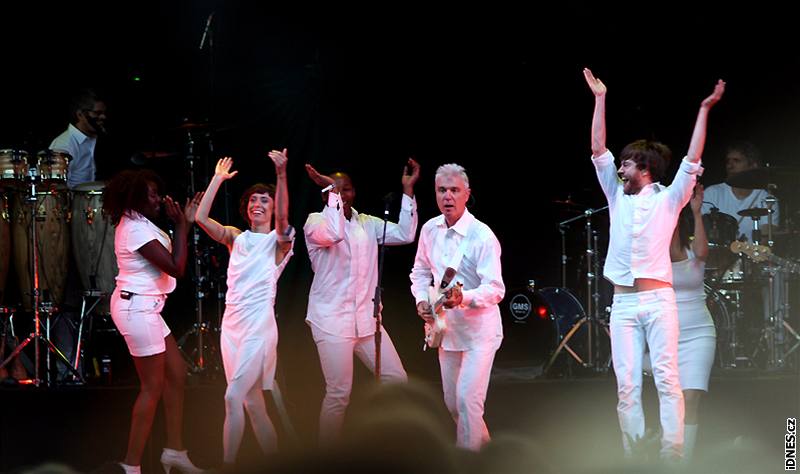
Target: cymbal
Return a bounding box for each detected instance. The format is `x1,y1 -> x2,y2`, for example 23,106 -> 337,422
552,199 -> 587,210
737,207 -> 772,218
131,151 -> 179,165
173,121 -> 210,130
139,151 -> 178,159
726,166 -> 800,190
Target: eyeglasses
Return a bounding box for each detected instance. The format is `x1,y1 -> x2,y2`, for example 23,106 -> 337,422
83,108 -> 107,117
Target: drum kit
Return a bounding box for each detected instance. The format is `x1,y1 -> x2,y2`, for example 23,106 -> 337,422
500,165 -> 800,377
703,166 -> 800,371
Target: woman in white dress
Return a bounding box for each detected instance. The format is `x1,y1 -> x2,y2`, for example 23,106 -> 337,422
195,151 -> 293,468
669,183 -> 716,462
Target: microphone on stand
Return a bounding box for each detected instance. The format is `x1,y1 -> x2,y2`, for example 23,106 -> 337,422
199,12 -> 215,51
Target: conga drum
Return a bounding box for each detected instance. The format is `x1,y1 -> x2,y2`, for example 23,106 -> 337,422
11,190 -> 70,311
37,149 -> 71,187
0,149 -> 29,190
71,182 -> 117,314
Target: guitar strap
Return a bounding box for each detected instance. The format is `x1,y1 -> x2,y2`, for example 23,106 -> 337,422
443,220 -> 473,287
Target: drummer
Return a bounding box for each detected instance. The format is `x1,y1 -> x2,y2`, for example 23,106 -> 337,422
49,88 -> 107,190
701,141 -> 779,242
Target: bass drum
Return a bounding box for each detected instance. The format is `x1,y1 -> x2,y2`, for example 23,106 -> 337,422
497,287 -> 587,373
71,182 -> 117,314
704,284 -> 737,369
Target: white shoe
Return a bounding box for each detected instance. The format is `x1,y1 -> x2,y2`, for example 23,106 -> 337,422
118,462 -> 141,474
160,448 -> 204,473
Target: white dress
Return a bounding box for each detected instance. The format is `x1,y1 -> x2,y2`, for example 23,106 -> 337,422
221,230 -> 292,391
672,248 -> 717,391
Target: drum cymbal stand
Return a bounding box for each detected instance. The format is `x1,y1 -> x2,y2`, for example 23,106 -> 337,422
0,167 -> 83,385
746,197 -> 793,370
176,129 -> 221,375
553,206 -> 610,373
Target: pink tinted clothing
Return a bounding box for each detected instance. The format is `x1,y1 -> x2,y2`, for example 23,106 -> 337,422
593,151 -> 701,286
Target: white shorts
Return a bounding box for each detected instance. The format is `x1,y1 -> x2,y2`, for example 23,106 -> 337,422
110,289 -> 171,357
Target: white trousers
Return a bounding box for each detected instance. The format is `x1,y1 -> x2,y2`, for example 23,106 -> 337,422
438,347 -> 497,451
311,324 -> 407,444
610,288 -> 684,459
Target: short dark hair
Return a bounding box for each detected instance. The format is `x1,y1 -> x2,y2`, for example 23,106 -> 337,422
619,139 -> 672,183
103,169 -> 165,225
70,88 -> 104,123
726,140 -> 762,167
239,183 -> 276,226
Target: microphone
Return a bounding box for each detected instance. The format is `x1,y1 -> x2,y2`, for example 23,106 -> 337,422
321,183 -> 335,193
440,267 -> 457,290
199,12 -> 215,50
383,191 -> 397,203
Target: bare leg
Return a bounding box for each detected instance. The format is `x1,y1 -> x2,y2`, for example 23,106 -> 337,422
683,389 -> 703,425
123,353 -> 166,466
162,335 -> 188,450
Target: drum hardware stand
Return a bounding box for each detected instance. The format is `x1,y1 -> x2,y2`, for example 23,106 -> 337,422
176,129 -> 222,375
553,206 -> 610,374
742,198 -> 795,370
0,168 -> 83,385
69,289 -> 108,382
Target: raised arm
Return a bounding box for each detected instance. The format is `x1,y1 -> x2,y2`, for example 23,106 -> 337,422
583,68 -> 608,157
686,80 -> 726,164
138,196 -> 191,278
268,148 -> 292,263
375,158 -> 420,245
303,164 -> 345,247
689,183 -> 709,260
195,157 -> 241,251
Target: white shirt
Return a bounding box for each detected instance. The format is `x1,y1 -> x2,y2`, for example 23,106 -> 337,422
701,183 -> 779,242
50,123 -> 96,189
410,209 -> 505,351
304,192 -> 418,338
114,212 -> 176,295
593,150 -> 701,286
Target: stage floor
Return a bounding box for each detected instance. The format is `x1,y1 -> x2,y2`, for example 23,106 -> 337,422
0,366 -> 797,473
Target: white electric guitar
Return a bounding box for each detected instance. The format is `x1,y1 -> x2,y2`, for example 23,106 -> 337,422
424,267 -> 462,350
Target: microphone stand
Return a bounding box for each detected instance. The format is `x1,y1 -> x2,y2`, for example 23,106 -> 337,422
371,196 -> 392,382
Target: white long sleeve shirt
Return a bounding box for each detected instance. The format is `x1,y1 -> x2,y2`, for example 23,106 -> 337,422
410,209 -> 505,351
593,150 -> 702,287
304,192 -> 418,338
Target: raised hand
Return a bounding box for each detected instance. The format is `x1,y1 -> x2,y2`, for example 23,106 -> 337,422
701,79 -> 726,109
163,196 -> 187,227
184,191 -> 204,223
305,163 -> 335,188
690,183 -> 704,214
268,148 -> 288,174
215,157 -> 238,181
402,157 -> 421,192
583,68 -> 607,97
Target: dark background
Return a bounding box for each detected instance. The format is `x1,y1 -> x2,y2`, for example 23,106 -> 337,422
2,1 -> 799,438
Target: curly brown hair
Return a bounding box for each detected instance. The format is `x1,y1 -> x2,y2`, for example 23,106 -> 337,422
103,169 -> 165,225
239,183 -> 276,227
